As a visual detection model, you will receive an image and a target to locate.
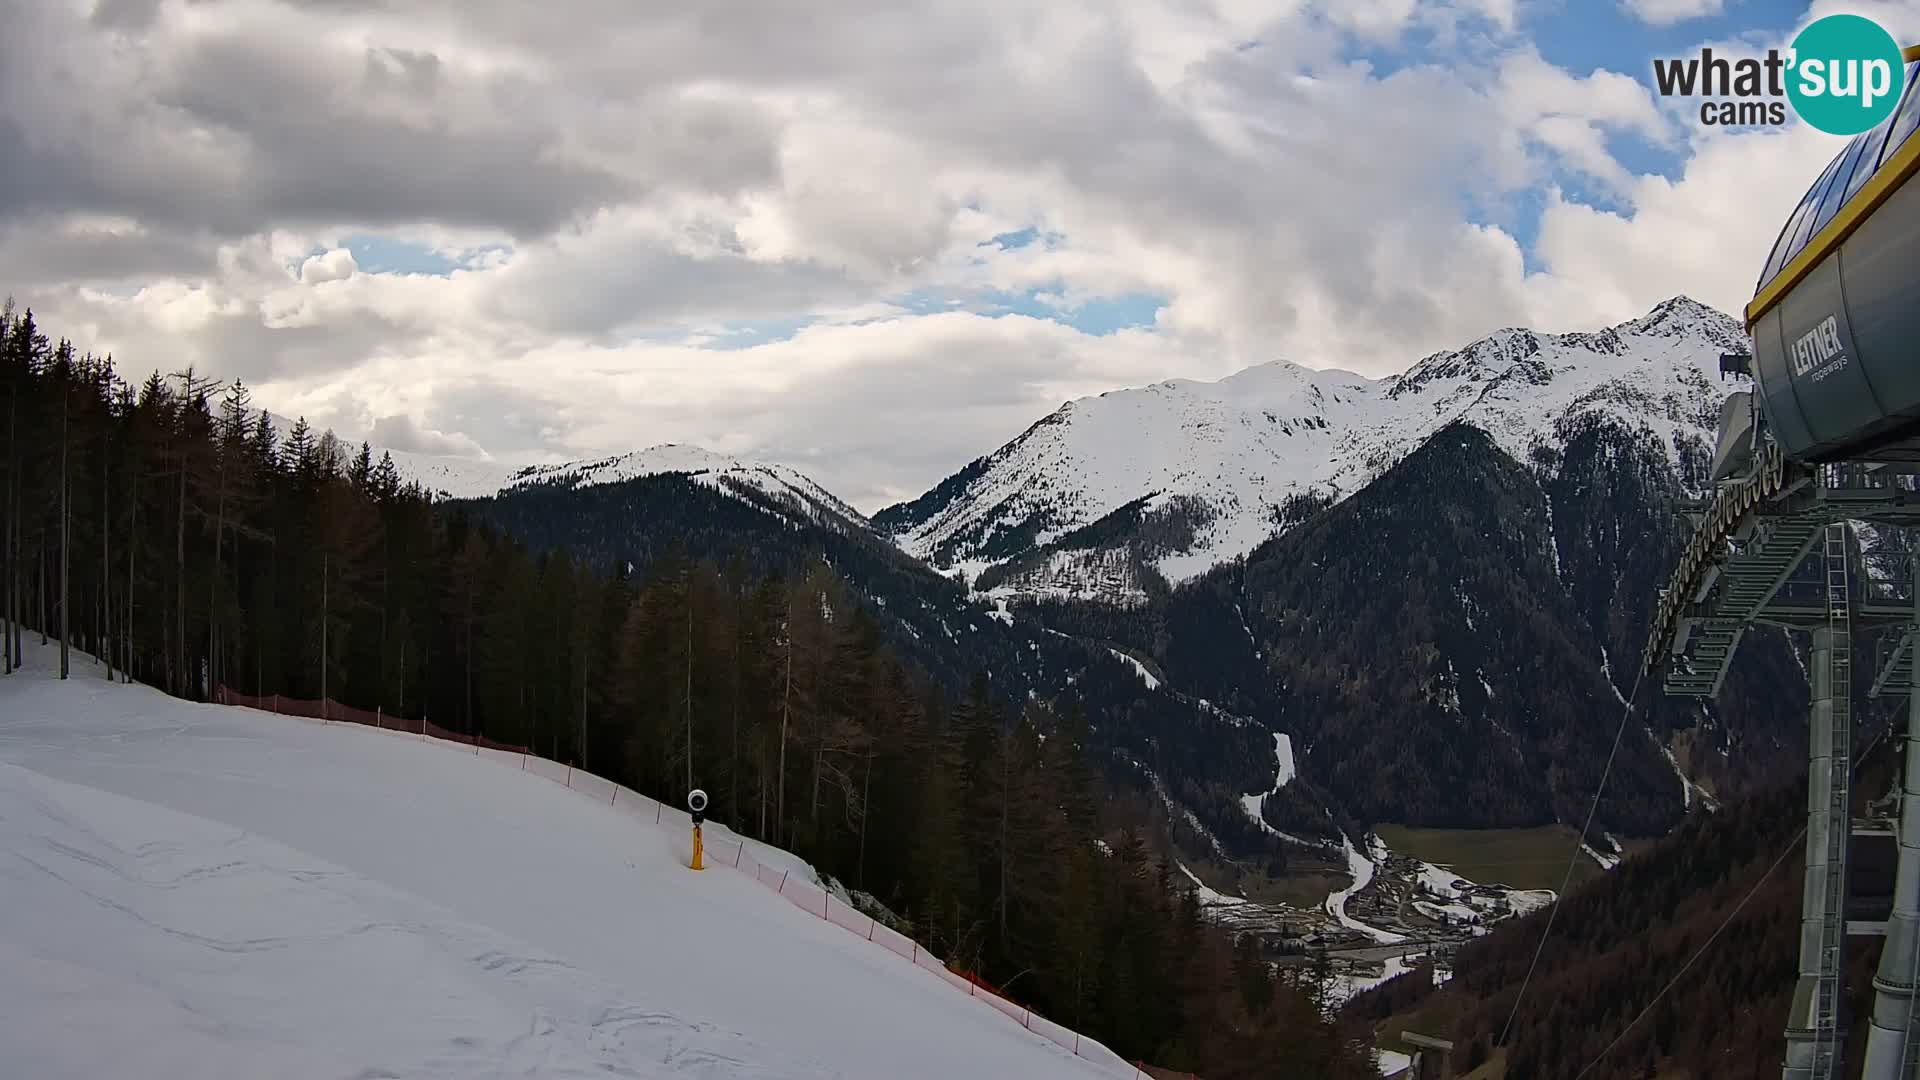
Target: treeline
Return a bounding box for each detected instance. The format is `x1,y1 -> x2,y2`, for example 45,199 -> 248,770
0,306 -> 1371,1078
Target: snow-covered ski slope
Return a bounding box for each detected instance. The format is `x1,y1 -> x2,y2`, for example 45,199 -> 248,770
0,644 -> 1121,1080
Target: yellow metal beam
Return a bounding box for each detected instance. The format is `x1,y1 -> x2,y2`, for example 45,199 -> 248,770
1747,63 -> 1920,331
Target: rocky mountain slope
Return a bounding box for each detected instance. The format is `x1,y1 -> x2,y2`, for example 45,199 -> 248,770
875,297 -> 1744,605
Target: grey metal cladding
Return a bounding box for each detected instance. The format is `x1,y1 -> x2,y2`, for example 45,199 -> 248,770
1711,391 -> 1756,481
1837,171 -> 1920,434
1778,257 -> 1876,452
1753,305 -> 1815,456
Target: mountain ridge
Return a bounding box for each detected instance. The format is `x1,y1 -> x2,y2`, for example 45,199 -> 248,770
875,295 -> 1744,605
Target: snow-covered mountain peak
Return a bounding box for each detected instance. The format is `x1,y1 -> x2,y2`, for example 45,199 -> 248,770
382,442 -> 868,532
1622,294 -> 1741,342
878,297 -> 1745,603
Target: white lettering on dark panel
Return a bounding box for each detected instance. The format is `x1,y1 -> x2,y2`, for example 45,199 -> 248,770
1791,315 -> 1845,378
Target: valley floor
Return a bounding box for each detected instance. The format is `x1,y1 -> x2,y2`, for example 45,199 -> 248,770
0,643 -> 1112,1080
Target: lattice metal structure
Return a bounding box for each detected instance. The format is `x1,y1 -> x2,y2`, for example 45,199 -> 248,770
1646,464 -> 1920,1080
1642,42 -> 1920,1079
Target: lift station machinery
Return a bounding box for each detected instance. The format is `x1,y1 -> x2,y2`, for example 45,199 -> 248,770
1643,50 -> 1920,1080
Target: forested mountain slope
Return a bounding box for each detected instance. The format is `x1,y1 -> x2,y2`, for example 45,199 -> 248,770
1031,418 -> 1808,839
0,306 -> 1372,1078
1345,734 -> 1906,1079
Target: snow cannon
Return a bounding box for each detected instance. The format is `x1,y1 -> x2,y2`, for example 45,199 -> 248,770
1725,52 -> 1920,472
687,789 -> 708,871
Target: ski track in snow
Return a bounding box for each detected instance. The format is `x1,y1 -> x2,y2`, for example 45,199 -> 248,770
1237,733 -> 1297,838
1325,835 -> 1405,945
0,644 -> 1113,1080
1176,863 -> 1247,908
1582,842 -> 1621,871
1107,650 -> 1160,690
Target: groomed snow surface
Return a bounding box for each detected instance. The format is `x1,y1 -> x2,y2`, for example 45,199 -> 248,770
0,643 -> 1117,1080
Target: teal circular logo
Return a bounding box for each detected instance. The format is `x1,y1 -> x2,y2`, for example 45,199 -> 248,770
1787,15 -> 1907,135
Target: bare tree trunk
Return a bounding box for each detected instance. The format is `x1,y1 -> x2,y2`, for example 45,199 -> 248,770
778,591 -> 793,846
58,378 -> 68,679
579,648 -> 587,770
320,552 -> 328,717
4,370 -> 16,674
175,449 -> 186,695
999,728 -> 1010,947
206,445 -> 227,699
125,497 -> 136,684
1,485 -> 9,675
730,615 -> 741,826
858,752 -> 872,891
2,413 -> 10,676
39,532 -> 48,645
684,588 -> 694,795
811,749 -> 824,839
102,437 -> 112,681
463,586 -> 474,736
378,544 -> 387,707
259,536 -> 271,696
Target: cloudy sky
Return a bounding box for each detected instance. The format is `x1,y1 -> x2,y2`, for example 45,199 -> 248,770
4,0 -> 1917,509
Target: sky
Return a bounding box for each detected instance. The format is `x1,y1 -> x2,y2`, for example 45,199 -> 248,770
4,0 -> 1918,511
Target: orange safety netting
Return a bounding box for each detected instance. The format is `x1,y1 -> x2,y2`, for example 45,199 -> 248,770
217,686 -> 532,753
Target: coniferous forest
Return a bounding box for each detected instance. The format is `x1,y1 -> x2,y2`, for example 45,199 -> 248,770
0,305 -> 1376,1078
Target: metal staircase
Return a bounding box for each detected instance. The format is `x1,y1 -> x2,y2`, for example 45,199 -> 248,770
1813,522 -> 1853,1080
1662,512 -> 1827,697
1872,631 -> 1915,698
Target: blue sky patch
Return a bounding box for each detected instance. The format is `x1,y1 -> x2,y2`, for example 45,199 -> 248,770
339,233 -> 466,276
701,314 -> 819,350
979,288 -> 1164,335
1529,0 -> 1806,114
984,227 -> 1041,250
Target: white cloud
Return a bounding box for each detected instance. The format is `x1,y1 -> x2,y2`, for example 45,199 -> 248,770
2,0 -> 1855,510
1620,0 -> 1726,26
299,248 -> 359,285
368,414 -> 489,457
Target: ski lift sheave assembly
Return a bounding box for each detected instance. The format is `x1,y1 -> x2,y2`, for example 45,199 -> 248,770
1646,52 -> 1920,1080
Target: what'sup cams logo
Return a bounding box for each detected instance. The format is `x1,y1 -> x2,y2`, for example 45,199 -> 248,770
1653,13 -> 1907,134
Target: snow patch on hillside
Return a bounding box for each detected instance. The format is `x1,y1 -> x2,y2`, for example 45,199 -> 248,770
1238,732 -> 1296,836
1108,650 -> 1160,690
1177,863 -> 1247,908
1583,842 -> 1621,870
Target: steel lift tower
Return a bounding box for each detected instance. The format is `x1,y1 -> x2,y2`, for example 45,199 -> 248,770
1643,50 -> 1920,1080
